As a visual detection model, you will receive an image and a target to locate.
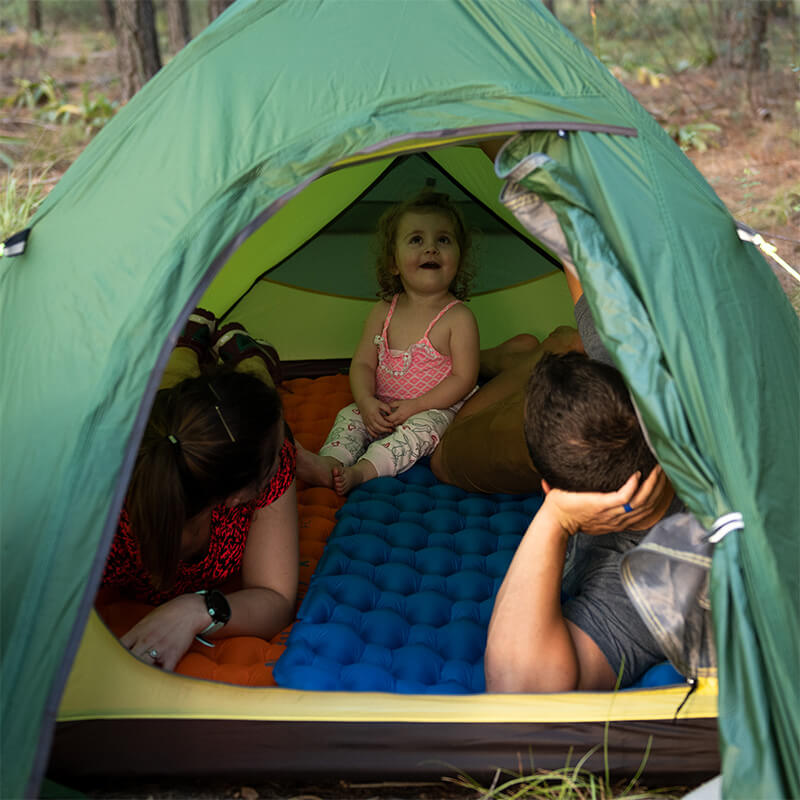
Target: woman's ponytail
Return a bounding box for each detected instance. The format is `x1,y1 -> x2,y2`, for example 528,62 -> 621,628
126,425 -> 187,590
125,371 -> 283,591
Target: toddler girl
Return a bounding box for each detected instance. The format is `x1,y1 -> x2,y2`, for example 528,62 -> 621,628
298,190 -> 479,494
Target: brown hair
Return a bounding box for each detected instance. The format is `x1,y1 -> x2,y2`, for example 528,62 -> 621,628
125,371 -> 283,590
374,190 -> 474,301
524,352 -> 657,493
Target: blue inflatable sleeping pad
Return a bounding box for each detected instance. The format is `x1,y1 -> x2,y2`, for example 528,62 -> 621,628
274,462 -> 683,693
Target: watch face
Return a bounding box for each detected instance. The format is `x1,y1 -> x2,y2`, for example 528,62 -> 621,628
205,589 -> 231,625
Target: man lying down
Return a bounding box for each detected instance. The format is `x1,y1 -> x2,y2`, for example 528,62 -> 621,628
431,270 -> 684,692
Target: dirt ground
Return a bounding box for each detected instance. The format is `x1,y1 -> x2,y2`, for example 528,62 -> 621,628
65,774 -> 689,800
65,777 -> 479,800
3,22 -> 798,800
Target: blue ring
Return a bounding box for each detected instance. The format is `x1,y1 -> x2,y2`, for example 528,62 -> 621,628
623,503 -> 633,513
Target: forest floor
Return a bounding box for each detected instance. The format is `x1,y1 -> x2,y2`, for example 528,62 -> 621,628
2,21 -> 798,800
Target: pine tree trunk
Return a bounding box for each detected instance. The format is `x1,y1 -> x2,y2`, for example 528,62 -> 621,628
27,0 -> 42,31
166,0 -> 191,54
208,0 -> 235,22
710,0 -> 740,67
116,0 -> 163,101
98,0 -> 115,32
748,0 -> 770,72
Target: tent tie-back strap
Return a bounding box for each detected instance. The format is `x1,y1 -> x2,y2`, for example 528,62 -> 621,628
736,222 -> 800,284
707,512 -> 744,544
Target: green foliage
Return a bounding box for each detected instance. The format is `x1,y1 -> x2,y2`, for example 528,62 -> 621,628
0,134 -> 24,170
5,74 -> 64,109
557,0 -> 718,74
3,73 -> 118,134
43,86 -> 118,133
664,121 -> 722,152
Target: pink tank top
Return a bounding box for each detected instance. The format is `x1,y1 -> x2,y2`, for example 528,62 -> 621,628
374,295 -> 462,402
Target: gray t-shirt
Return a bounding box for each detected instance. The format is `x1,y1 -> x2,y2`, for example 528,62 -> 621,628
575,293 -> 613,367
563,294 -> 686,685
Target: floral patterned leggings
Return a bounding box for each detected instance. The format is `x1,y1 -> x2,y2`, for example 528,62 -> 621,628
319,402 -> 458,478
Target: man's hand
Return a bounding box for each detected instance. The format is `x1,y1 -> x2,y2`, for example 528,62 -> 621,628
358,396 -> 394,436
544,466 -> 667,536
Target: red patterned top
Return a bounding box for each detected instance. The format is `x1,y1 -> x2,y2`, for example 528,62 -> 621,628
101,437 -> 296,605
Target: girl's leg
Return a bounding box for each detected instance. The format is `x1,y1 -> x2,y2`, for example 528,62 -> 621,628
213,322 -> 282,387
332,408 -> 455,494
296,404 -> 371,489
160,308 -> 216,389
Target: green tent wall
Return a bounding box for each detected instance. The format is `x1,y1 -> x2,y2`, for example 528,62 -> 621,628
1,1 -> 798,797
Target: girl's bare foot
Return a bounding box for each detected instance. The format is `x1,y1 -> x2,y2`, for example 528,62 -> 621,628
332,460 -> 378,496
480,334 -> 540,379
295,443 -> 341,489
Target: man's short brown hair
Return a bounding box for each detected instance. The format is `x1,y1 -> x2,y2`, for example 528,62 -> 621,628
524,352 -> 656,493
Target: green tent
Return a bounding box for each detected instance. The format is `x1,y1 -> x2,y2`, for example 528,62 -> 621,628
1,1 -> 798,797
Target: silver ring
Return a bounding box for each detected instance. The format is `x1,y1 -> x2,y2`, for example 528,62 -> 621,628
623,503 -> 634,513
148,648 -> 159,660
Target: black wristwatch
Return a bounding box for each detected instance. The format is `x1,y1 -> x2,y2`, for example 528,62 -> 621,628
196,589 -> 231,636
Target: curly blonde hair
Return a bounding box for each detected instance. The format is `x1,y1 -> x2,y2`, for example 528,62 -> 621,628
374,190 -> 475,301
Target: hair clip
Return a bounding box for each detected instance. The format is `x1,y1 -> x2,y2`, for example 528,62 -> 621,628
167,434 -> 180,446
214,405 -> 236,443
208,383 -> 236,443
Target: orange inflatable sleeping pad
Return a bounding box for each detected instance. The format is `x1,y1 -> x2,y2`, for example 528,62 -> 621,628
95,373 -> 353,686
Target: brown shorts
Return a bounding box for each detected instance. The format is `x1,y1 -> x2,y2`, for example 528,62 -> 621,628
435,387 -> 540,495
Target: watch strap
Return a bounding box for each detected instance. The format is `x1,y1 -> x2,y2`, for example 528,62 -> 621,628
199,618 -> 225,636
195,589 -> 230,638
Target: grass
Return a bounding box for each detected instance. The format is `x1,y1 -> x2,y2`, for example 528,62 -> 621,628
0,167 -> 50,241
747,186 -> 800,230
442,736 -> 686,800
790,286 -> 800,315
0,73 -> 117,240
447,769 -> 682,800
439,667 -> 687,800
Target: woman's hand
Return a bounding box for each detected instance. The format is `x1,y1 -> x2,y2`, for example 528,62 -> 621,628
120,592 -> 209,672
359,396 -> 394,436
384,398 -> 420,427
544,466 -> 667,536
